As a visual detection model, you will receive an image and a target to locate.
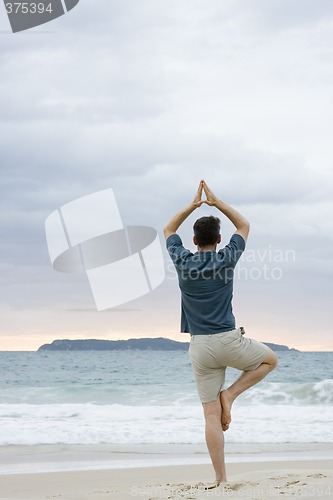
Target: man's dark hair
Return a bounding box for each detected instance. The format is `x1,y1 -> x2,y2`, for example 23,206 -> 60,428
193,216 -> 221,247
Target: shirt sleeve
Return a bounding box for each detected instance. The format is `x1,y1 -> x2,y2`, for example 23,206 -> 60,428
166,234 -> 192,266
218,233 -> 246,266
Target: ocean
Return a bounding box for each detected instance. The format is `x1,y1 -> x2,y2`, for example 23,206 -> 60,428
0,350 -> 332,446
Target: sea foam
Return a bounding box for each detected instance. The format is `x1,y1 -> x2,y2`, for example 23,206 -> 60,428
0,402 -> 332,445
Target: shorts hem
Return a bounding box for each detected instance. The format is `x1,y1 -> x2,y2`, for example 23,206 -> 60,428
200,395 -> 220,404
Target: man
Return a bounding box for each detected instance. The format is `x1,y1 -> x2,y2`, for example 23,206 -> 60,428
164,180 -> 278,485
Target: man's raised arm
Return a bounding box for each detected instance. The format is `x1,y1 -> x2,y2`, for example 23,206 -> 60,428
163,180 -> 205,240
202,181 -> 250,242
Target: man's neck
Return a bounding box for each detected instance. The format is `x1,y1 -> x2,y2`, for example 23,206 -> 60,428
197,244 -> 217,252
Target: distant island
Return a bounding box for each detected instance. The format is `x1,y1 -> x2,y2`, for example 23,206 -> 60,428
37,338 -> 299,352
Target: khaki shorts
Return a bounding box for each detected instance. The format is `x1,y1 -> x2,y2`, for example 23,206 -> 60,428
189,328 -> 272,404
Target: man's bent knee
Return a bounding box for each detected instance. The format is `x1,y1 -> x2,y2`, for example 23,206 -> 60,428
263,350 -> 278,370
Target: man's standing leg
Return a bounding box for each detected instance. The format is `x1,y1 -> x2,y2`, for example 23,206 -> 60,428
202,399 -> 227,484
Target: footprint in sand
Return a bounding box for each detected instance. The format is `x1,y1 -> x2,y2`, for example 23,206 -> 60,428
229,481 -> 260,491
269,475 -> 289,480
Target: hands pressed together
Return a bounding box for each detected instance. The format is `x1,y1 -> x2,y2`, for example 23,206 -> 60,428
193,180 -> 218,208
164,178 -> 249,240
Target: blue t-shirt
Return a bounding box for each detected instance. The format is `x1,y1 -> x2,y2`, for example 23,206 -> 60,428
166,233 -> 245,334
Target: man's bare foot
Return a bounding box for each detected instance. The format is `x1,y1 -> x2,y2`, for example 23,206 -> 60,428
220,390 -> 232,431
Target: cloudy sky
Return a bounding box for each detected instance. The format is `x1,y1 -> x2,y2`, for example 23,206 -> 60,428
0,0 -> 332,351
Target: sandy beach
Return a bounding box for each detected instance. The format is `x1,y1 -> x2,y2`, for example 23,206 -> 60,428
0,444 -> 332,500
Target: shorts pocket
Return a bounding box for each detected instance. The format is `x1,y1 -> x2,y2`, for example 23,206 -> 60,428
218,330 -> 241,345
